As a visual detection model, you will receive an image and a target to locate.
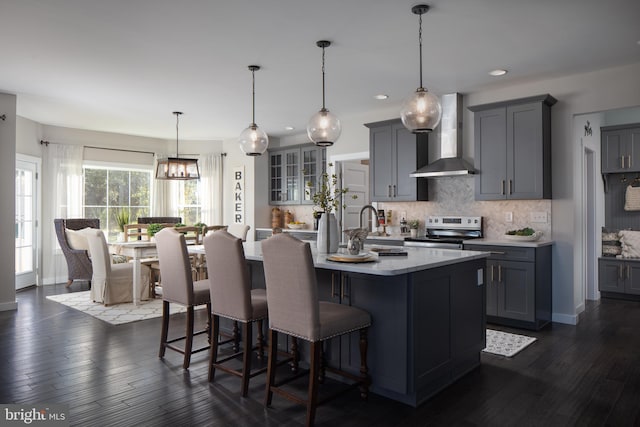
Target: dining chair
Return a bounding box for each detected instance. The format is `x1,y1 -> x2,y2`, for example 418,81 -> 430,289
155,227 -> 212,369
203,230 -> 268,396
227,224 -> 250,242
261,233 -> 371,426
123,223 -> 150,241
83,228 -> 151,305
54,218 -> 100,287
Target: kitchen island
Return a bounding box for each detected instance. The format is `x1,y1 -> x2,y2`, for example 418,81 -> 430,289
242,242 -> 490,407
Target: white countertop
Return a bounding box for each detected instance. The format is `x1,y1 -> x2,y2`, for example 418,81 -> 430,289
463,238 -> 554,248
232,241 -> 489,276
256,227 -> 317,233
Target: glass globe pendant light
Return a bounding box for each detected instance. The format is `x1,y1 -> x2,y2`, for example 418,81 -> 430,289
239,65 -> 269,156
400,4 -> 442,133
307,40 -> 341,147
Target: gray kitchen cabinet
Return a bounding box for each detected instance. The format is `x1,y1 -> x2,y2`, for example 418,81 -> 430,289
468,243 -> 552,330
366,119 -> 429,202
469,94 -> 556,200
269,144 -> 325,205
598,258 -> 640,297
601,123 -> 640,173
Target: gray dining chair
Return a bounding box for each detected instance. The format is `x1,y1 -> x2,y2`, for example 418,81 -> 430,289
155,227 -> 211,369
203,230 -> 268,396
261,233 -> 371,426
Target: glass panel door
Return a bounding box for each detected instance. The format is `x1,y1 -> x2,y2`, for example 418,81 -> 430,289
16,159 -> 38,289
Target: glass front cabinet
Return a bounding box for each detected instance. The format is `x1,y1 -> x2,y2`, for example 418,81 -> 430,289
269,144 -> 325,205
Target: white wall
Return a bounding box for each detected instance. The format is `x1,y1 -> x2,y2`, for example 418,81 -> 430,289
0,93 -> 17,311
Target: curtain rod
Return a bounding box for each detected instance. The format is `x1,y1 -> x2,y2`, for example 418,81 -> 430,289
39,140 -> 227,157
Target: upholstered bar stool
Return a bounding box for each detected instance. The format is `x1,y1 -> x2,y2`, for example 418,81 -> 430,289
155,227 -> 212,369
261,233 -> 371,427
203,230 -> 268,396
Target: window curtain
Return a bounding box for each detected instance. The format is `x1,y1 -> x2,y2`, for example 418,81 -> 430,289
41,143 -> 84,284
199,153 -> 224,226
151,155 -> 178,218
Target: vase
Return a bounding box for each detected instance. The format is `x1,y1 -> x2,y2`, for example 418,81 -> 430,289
117,231 -> 125,242
317,213 -> 338,254
410,228 -> 418,238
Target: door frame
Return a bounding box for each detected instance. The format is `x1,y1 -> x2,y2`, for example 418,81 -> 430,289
330,152 -> 369,239
16,154 -> 42,288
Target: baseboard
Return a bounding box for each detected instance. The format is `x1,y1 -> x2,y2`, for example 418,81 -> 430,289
552,312 -> 578,325
0,300 -> 18,312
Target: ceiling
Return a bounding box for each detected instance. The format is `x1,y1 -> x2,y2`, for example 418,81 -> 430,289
2,0 -> 639,141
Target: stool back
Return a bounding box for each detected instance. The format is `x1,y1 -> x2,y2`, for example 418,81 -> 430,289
155,227 -> 194,305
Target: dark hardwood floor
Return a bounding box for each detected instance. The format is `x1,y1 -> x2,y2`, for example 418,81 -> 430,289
1,284 -> 639,426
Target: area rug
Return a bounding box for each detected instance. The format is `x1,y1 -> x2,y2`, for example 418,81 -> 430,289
46,291 -> 201,325
482,329 -> 537,357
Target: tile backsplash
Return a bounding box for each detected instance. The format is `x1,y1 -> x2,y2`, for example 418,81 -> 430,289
268,177 -> 551,240
377,177 -> 552,239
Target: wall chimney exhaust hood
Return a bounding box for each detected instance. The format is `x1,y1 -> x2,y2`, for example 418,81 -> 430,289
410,93 -> 475,178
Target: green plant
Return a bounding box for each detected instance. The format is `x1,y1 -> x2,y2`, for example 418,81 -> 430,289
174,222 -> 186,228
115,209 -> 130,232
408,219 -> 420,229
193,222 -> 207,234
305,163 -> 357,214
147,223 -> 164,237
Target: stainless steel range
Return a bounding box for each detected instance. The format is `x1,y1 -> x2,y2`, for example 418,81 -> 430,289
404,215 -> 483,249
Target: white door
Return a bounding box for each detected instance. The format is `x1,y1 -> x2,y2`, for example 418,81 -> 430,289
339,161 -> 369,237
16,159 -> 38,289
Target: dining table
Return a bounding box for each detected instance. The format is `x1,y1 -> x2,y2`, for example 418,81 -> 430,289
109,241 -> 203,306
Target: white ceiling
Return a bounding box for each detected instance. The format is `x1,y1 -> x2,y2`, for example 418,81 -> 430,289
1,0 -> 639,141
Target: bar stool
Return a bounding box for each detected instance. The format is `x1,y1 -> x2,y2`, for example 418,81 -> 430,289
203,230 -> 268,396
261,233 -> 371,427
155,227 -> 212,369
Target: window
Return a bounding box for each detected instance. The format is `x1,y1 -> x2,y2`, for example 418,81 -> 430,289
84,166 -> 152,241
177,179 -> 201,225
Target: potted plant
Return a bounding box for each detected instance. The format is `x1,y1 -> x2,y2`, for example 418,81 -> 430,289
115,209 -> 130,242
147,223 -> 164,240
193,222 -> 207,235
409,219 -> 420,238
305,164 -> 356,253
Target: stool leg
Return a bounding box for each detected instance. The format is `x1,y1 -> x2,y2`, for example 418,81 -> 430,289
241,322 -> 252,397
359,328 -> 370,399
158,301 -> 170,358
232,321 -> 240,353
183,306 -> 195,369
306,341 -> 321,427
208,314 -> 220,382
290,337 -> 299,373
264,329 -> 278,407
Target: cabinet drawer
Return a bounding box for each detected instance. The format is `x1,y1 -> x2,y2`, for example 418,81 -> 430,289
467,245 -> 535,262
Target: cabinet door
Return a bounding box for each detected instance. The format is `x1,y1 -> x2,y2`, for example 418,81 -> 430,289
392,123 -> 418,201
474,107 -> 507,200
497,260 -> 535,322
601,129 -> 627,173
598,258 -> 625,293
269,151 -> 285,204
625,262 -> 640,295
507,102 -> 544,199
301,146 -> 325,205
628,128 -> 640,171
486,260 -> 499,316
370,125 -> 394,201
283,149 -> 300,203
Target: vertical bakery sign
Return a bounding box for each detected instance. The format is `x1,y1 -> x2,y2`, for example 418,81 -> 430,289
233,166 -> 244,224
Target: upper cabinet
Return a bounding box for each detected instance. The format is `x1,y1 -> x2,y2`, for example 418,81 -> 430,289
269,144 -> 325,205
469,94 -> 556,200
366,119 -> 429,202
601,123 -> 640,173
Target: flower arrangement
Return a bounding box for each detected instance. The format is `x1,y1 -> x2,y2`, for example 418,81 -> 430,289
306,163 -> 356,214
193,222 -> 207,234
409,219 -> 420,229
147,223 -> 164,237
115,209 -> 130,232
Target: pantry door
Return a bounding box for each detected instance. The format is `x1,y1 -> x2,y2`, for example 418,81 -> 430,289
16,157 -> 39,289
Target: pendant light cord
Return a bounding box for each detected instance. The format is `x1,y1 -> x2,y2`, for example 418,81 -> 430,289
174,112 -> 181,157
251,67 -> 256,125
418,12 -> 423,89
321,45 -> 326,110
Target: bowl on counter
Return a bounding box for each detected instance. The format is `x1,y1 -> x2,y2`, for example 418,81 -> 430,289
287,222 -> 306,230
503,231 -> 543,241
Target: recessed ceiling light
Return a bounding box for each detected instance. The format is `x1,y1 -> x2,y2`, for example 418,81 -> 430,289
374,94 -> 389,100
284,126 -> 295,131
489,69 -> 508,76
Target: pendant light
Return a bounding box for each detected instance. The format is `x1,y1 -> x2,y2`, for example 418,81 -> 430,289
307,40 -> 341,147
155,112 -> 200,180
400,4 -> 442,133
238,65 -> 269,156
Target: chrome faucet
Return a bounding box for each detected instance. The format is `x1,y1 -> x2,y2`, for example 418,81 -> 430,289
359,205 -> 380,230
